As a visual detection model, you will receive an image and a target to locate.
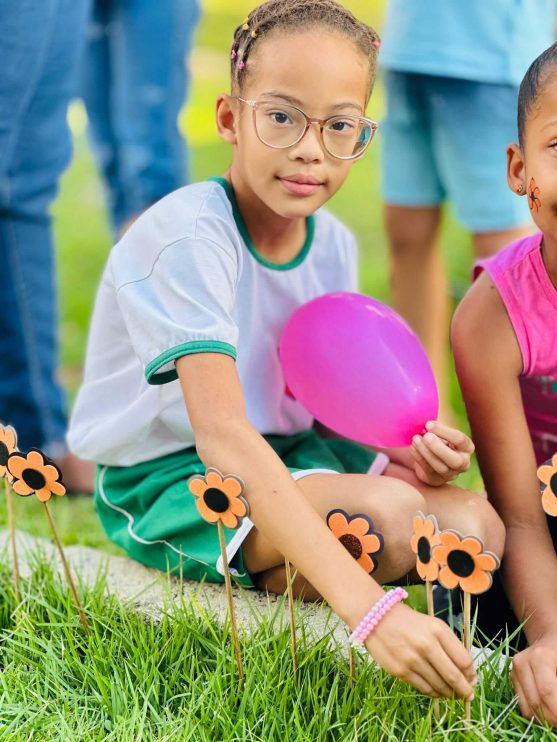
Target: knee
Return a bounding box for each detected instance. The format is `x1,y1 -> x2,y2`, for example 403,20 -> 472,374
373,477 -> 427,576
451,491 -> 506,558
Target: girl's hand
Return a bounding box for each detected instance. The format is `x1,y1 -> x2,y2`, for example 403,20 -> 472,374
411,421 -> 474,486
365,602 -> 477,699
511,635 -> 557,726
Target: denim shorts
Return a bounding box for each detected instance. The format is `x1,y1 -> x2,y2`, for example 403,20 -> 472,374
380,71 -> 531,232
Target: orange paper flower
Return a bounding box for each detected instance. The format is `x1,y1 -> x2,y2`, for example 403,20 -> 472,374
432,530 -> 499,594
528,177 -> 541,214
326,508 -> 383,574
538,454 -> 557,516
7,448 -> 66,502
188,468 -> 249,529
0,424 -> 18,480
410,511 -> 441,582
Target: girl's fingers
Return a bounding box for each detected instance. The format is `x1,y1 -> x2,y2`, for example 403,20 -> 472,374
411,448 -> 444,485
411,659 -> 461,699
530,655 -> 557,725
412,436 -> 454,475
425,421 -> 475,453
404,671 -> 439,698
437,624 -> 477,684
517,663 -> 542,720
422,433 -> 468,470
411,444 -> 436,473
427,644 -> 475,700
512,669 -> 536,720
413,460 -> 444,487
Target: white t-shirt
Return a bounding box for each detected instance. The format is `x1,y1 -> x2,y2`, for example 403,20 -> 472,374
68,178 -> 358,466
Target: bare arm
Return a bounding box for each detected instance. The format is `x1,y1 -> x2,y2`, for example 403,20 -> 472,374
452,273 -> 557,723
177,352 -> 384,625
176,352 -> 476,699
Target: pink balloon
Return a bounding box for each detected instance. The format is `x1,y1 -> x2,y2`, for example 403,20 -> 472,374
279,292 -> 439,448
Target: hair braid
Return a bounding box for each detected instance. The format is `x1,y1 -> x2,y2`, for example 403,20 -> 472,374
230,0 -> 380,101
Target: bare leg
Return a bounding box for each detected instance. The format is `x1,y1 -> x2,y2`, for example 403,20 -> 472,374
472,225 -> 533,260
253,564 -> 322,600
384,205 -> 451,419
385,462 -> 506,555
244,473 -> 426,598
54,452 -> 94,495
246,469 -> 505,601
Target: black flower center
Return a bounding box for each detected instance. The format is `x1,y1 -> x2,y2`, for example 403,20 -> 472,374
203,487 -> 230,513
550,473 -> 557,494
447,549 -> 475,578
339,534 -> 363,560
417,536 -> 431,564
22,467 -> 46,491
0,442 -> 8,467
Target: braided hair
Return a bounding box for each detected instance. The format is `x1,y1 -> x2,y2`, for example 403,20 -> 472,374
230,0 -> 380,101
518,42 -> 557,146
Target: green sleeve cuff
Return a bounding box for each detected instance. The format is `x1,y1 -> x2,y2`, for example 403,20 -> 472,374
145,340 -> 237,385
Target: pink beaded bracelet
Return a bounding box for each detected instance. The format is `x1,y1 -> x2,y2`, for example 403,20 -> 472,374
348,587 -> 408,645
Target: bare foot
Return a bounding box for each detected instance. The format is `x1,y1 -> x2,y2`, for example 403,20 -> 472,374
53,452 -> 95,495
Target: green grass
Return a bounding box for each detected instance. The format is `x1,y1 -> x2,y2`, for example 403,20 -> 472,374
0,560 -> 553,740
0,1 -> 520,737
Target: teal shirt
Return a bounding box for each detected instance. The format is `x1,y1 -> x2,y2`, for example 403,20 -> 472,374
380,0 -> 555,85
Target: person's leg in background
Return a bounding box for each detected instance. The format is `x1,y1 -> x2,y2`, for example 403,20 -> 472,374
381,71 -> 452,419
0,0 -> 94,492
79,0 -> 121,230
431,76 -> 533,260
81,0 -> 201,236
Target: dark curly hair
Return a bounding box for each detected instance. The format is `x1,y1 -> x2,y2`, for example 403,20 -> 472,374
230,0 -> 380,102
518,42 -> 557,146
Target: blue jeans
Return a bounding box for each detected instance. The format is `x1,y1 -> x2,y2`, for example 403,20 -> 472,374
81,0 -> 201,234
0,0 -> 89,457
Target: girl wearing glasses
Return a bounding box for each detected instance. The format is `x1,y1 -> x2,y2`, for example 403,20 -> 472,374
69,0 -> 502,701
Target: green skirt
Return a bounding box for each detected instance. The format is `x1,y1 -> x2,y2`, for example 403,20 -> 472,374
95,429 -> 380,588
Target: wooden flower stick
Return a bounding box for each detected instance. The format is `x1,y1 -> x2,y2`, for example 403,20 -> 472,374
463,591 -> 472,722
425,581 -> 441,720
410,512 -> 443,719
327,508 -> 384,687
0,425 -> 21,602
284,558 -> 298,682
432,529 -> 500,726
348,637 -> 356,684
43,501 -> 90,635
4,477 -> 21,603
189,468 -> 250,689
6,447 -> 90,635
216,519 -> 244,687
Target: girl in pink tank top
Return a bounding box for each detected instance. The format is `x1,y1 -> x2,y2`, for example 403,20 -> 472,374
451,43 -> 557,727
474,232 -> 557,466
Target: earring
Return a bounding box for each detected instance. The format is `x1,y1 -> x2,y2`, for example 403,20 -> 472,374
516,184 -> 525,193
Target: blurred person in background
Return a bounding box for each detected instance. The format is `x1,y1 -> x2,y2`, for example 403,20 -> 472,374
81,0 -> 201,237
0,0 -> 94,493
379,0 -> 555,419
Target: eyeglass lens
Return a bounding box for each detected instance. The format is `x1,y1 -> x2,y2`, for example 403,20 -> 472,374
254,101 -> 373,158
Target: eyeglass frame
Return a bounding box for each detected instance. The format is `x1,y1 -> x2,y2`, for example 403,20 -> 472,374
233,96 -> 378,161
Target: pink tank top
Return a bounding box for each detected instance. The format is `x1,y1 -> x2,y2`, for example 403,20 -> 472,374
474,233 -> 557,466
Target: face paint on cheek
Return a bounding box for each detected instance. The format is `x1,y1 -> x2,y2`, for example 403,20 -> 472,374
528,177 -> 542,214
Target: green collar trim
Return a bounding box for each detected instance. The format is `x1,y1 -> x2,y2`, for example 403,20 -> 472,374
208,176 -> 315,271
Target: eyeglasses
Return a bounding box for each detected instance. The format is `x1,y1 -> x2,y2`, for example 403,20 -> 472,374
234,97 -> 378,160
